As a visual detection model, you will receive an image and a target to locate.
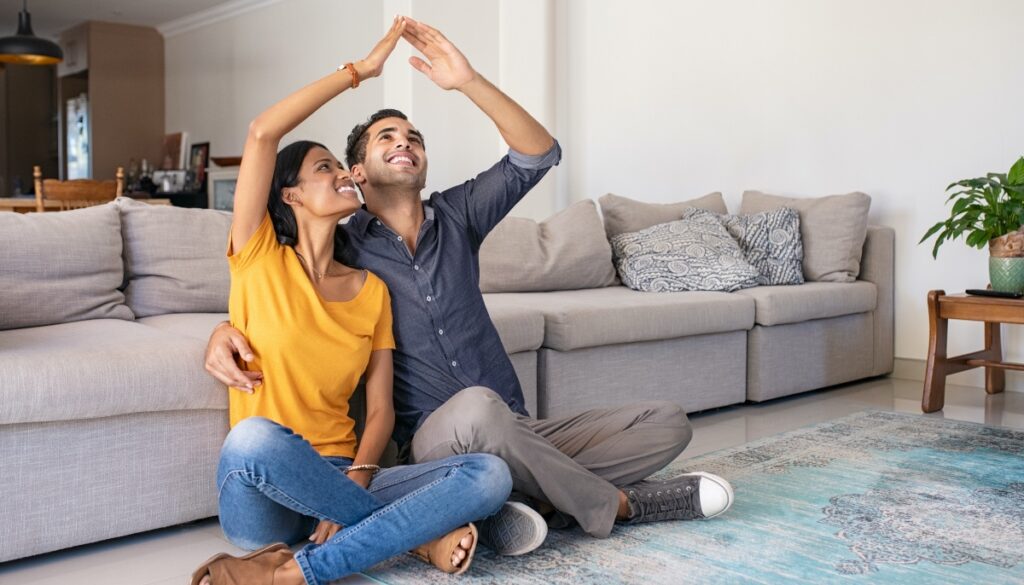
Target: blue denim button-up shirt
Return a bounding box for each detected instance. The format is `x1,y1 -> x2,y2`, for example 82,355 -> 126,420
345,142 -> 561,446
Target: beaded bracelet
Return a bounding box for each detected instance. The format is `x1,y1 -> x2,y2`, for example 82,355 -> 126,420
343,464 -> 380,475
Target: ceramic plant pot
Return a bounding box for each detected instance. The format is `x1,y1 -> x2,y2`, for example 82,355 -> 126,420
989,232 -> 1024,293
989,256 -> 1024,293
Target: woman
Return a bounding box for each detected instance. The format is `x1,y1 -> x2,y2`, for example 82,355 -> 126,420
191,17 -> 512,585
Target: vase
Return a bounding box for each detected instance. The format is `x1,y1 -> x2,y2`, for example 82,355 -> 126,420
989,256 -> 1024,292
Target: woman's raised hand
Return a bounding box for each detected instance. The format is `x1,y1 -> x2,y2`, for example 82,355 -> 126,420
402,17 -> 477,91
360,15 -> 407,79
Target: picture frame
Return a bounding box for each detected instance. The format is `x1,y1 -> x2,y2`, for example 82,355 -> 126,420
162,132 -> 187,170
188,141 -> 210,191
208,168 -> 239,211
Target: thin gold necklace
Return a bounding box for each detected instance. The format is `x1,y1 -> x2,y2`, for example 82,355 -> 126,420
294,251 -> 337,281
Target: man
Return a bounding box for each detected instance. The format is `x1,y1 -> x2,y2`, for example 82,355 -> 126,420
205,17 -> 732,556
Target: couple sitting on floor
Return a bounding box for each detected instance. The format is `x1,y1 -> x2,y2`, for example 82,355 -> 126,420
191,16 -> 733,585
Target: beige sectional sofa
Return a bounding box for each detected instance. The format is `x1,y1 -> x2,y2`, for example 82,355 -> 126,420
483,224 -> 892,416
0,194 -> 893,562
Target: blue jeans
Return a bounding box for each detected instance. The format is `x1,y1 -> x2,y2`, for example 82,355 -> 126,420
216,417 -> 512,585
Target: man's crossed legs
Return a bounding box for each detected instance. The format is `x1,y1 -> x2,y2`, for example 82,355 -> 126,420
410,387 -> 733,551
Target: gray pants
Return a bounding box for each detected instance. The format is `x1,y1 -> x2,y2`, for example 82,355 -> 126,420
409,386 -> 692,538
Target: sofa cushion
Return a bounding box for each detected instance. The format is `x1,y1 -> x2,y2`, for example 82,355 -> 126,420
735,281 -> 877,326
0,319 -> 226,425
479,200 -> 615,293
720,208 -> 804,286
740,190 -> 871,282
611,208 -> 761,293
137,312 -> 230,340
599,192 -> 727,238
482,302 -> 545,354
0,202 -> 133,330
484,286 -> 755,351
118,197 -> 232,317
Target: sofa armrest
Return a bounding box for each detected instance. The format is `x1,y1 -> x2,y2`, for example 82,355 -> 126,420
858,225 -> 895,375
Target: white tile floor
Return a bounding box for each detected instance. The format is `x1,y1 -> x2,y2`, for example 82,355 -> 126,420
2,377 -> 1022,585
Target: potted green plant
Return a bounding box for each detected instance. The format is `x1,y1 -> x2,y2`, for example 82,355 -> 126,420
921,156 -> 1024,292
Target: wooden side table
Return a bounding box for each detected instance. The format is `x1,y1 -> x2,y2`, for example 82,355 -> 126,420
922,290 -> 1024,412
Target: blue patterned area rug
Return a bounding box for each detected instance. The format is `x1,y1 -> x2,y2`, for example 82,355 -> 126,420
362,411 -> 1024,584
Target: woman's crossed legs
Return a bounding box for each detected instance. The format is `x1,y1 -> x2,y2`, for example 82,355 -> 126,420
214,417 -> 511,584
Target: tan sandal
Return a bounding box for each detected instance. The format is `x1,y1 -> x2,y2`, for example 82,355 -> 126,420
410,523 -> 478,575
189,542 -> 293,585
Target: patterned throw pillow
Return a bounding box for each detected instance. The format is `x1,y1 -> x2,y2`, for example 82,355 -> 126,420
720,208 -> 804,286
740,190 -> 871,282
610,208 -> 761,292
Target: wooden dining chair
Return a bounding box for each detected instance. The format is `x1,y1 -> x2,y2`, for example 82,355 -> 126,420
32,166 -> 124,212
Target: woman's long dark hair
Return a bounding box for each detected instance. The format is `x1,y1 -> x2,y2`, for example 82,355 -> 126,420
268,140 -> 354,266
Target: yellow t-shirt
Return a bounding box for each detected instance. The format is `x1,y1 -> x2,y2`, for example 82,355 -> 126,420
227,213 -> 395,458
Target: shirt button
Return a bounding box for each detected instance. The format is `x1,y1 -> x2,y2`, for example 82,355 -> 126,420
414,265 -> 420,271
376,220 -> 382,226
438,329 -> 444,335
397,236 -> 403,242
426,295 -> 432,302
451,360 -> 458,367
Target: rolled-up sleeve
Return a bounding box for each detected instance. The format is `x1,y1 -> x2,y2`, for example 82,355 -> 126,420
508,141 -> 562,170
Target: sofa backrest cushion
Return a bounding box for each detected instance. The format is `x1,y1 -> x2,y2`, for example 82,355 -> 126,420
610,208 -> 761,293
479,199 -> 616,293
599,192 -> 728,238
0,202 -> 133,330
118,197 -> 232,317
739,190 -> 871,282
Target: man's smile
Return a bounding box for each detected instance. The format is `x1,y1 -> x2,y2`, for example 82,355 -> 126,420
386,152 -> 417,167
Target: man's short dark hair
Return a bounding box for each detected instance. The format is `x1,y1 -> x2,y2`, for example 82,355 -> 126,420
345,108 -> 410,169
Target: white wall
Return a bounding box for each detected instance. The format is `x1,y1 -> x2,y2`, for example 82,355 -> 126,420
164,0 -> 558,219
166,0 -> 1024,385
562,0 -> 1024,387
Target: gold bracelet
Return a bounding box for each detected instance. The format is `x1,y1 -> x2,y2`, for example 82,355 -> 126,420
343,464 -> 380,475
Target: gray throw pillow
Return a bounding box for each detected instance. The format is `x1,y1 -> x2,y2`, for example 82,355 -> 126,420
0,202 -> 133,330
118,197 -> 232,317
479,200 -> 616,293
599,192 -> 727,238
610,208 -> 761,293
740,190 -> 871,282
720,208 -> 804,286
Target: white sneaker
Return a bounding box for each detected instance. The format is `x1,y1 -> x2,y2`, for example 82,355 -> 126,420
477,501 -> 548,556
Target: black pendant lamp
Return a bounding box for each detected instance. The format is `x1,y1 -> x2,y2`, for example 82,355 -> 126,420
0,0 -> 63,65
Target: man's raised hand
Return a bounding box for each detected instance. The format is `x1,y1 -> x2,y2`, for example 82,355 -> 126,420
402,18 -> 477,90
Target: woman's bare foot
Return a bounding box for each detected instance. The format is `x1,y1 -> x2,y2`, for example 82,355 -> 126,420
451,532 -> 474,567
410,523 -> 479,574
